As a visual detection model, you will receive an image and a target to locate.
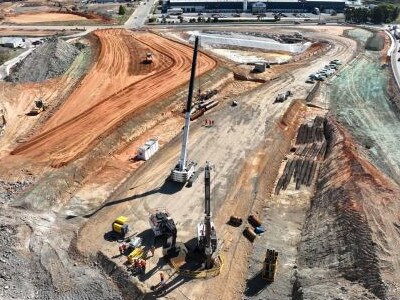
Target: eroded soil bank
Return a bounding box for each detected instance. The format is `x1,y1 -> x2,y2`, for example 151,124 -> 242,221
295,117 -> 400,300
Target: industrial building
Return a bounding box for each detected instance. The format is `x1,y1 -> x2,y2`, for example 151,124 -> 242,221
166,0 -> 346,13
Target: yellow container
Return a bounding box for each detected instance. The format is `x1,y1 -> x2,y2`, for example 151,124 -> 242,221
113,223 -> 123,233
114,216 -> 128,225
127,247 -> 144,263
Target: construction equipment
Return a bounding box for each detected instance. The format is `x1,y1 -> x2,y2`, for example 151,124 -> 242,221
170,36 -> 200,183
144,52 -> 153,64
149,209 -> 177,249
262,249 -> 278,283
197,162 -> 217,269
26,99 -> 47,116
274,91 -> 293,103
112,216 -> 129,237
127,246 -> 145,263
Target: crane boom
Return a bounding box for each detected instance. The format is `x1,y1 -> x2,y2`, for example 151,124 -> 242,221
179,36 -> 199,171
170,36 -> 199,183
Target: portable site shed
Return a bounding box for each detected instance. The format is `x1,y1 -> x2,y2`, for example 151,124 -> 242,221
137,139 -> 159,161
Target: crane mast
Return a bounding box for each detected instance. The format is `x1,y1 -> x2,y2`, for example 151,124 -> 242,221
204,161 -> 212,269
197,161 -> 217,269
170,36 -> 199,183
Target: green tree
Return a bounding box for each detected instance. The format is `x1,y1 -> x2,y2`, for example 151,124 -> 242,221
118,5 -> 126,15
370,6 -> 385,24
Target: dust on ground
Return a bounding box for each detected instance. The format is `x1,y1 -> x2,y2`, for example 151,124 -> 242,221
0,28 -> 82,37
4,12 -> 89,24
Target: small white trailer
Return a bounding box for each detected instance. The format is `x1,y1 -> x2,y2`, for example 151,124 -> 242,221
137,139 -> 159,161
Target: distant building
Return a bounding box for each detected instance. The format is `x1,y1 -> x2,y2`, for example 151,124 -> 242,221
252,1 -> 267,13
0,37 -> 25,48
167,0 -> 346,13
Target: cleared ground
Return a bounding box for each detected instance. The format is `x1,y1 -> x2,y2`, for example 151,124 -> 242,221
4,12 -> 89,24
1,25 -> 399,300
0,28 -> 81,36
10,29 -> 216,167
77,26 -> 358,300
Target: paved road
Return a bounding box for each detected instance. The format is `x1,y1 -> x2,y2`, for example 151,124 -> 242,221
389,30 -> 400,88
124,0 -> 156,28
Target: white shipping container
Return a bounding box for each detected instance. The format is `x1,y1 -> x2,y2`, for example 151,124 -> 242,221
137,139 -> 159,161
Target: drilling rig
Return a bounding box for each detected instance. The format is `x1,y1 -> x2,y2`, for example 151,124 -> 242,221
197,162 -> 217,269
170,36 -> 199,183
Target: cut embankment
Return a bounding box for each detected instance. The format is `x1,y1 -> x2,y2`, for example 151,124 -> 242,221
295,117 -> 400,300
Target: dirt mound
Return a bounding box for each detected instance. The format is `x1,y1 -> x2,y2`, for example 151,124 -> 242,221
7,37 -> 79,83
365,32 -> 385,51
295,117 -> 400,299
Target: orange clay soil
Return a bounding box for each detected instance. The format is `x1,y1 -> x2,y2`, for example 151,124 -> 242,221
11,29 -> 217,167
4,12 -> 89,24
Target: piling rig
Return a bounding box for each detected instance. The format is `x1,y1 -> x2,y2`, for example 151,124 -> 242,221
197,162 -> 218,269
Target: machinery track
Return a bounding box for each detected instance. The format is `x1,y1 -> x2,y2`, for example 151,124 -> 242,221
11,29 -> 216,167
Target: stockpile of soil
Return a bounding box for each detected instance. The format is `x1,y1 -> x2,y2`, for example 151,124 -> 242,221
295,118 -> 400,300
7,37 -> 79,83
365,32 -> 385,51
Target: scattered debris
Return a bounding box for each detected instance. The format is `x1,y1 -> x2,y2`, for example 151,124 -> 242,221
275,116 -> 327,194
228,215 -> 243,226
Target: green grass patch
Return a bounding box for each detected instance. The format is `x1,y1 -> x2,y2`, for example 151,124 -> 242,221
0,47 -> 25,65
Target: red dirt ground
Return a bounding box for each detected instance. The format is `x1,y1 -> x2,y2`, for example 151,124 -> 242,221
11,29 -> 217,167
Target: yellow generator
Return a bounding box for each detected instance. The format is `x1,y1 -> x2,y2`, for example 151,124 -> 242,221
127,247 -> 144,264
262,249 -> 278,283
112,216 -> 129,237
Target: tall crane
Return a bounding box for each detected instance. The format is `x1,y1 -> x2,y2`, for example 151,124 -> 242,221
197,162 -> 217,269
170,36 -> 199,183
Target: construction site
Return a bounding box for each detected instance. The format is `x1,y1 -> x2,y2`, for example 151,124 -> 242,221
0,6 -> 400,299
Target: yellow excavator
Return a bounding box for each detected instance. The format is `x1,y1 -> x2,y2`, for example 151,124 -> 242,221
26,99 -> 47,116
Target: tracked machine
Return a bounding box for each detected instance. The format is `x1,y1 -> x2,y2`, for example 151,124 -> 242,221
149,209 -> 177,250
26,99 -> 47,116
170,36 -> 200,183
144,52 -> 153,64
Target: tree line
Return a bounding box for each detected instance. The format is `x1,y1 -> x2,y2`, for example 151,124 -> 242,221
345,4 -> 400,24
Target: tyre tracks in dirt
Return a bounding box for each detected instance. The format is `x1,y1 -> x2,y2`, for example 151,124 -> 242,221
11,29 -> 217,167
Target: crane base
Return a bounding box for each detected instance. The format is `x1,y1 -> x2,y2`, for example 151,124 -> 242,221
170,162 -> 196,183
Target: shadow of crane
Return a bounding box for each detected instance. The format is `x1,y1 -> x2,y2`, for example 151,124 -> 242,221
66,179 -> 185,220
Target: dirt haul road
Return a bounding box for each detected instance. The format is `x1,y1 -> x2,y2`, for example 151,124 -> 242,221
11,29 -> 217,167
78,26 -> 357,300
